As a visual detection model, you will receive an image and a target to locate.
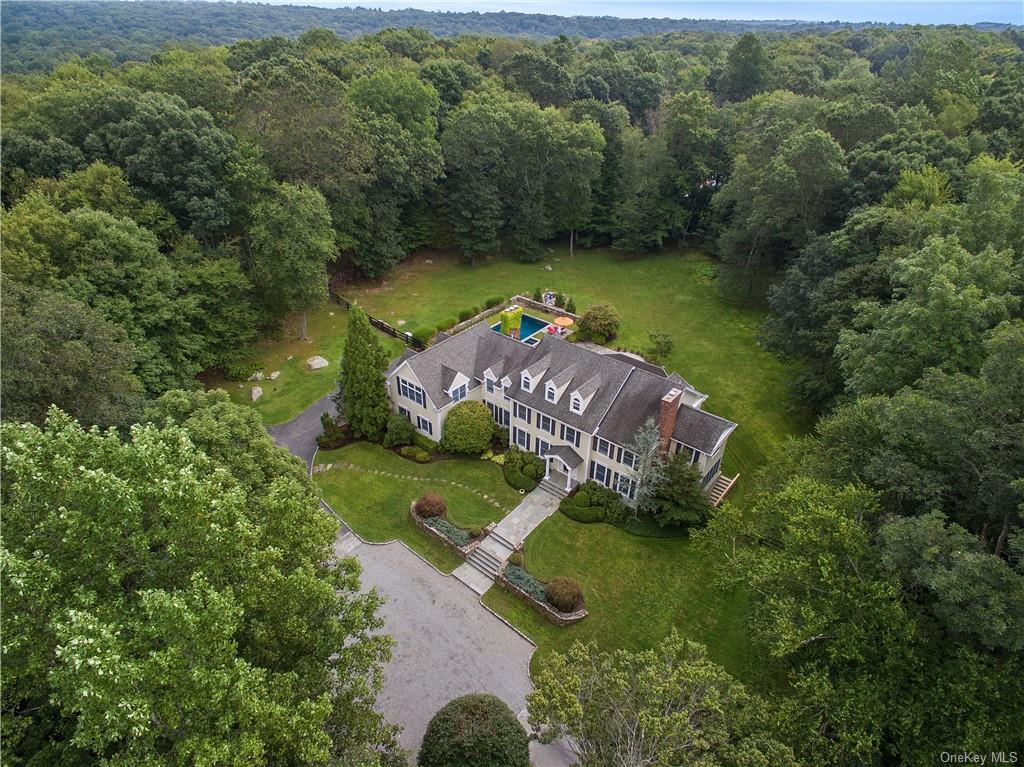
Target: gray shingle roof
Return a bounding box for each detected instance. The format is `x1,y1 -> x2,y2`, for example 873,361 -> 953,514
393,321 -> 736,450
672,406 -> 737,454
549,444 -> 584,469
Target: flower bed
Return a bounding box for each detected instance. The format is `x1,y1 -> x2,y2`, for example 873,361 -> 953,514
409,502 -> 488,559
495,561 -> 587,627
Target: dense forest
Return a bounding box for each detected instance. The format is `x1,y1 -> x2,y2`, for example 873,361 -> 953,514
7,0 -> 1001,74
2,13 -> 1023,766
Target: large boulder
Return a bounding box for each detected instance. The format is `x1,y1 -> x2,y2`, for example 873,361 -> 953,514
306,356 -> 329,370
250,386 -> 263,402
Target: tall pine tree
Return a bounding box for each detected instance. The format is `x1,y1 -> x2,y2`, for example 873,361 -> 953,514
335,305 -> 390,439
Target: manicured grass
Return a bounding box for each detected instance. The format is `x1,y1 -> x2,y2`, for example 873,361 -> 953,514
315,442 -> 522,573
345,247 -> 812,496
481,513 -> 759,681
203,306 -> 404,426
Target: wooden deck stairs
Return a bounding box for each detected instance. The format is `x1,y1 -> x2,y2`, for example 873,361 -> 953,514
706,473 -> 739,507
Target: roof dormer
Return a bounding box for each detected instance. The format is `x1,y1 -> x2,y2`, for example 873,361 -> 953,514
569,374 -> 601,414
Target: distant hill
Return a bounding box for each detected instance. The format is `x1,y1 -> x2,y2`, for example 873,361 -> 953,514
2,0 -> 896,72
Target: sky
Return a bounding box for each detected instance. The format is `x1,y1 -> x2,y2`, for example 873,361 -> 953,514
252,0 -> 1024,25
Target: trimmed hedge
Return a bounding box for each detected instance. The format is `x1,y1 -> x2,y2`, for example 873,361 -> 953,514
413,433 -> 441,453
399,445 -> 431,463
546,577 -> 584,612
504,564 -> 547,603
418,694 -> 529,767
458,308 -> 474,322
559,480 -> 628,522
503,446 -> 544,491
484,296 -> 503,308
414,493 -> 446,518
412,327 -> 435,345
426,517 -> 470,548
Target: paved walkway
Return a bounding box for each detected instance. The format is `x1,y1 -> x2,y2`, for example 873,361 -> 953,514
453,486 -> 562,592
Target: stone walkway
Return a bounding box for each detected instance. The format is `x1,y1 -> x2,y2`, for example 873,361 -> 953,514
453,486 -> 562,593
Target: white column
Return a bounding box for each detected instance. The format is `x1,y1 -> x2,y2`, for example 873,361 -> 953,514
565,465 -> 572,491
544,457 -> 550,480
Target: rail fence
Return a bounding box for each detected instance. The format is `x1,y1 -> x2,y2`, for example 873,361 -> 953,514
329,289 -> 427,350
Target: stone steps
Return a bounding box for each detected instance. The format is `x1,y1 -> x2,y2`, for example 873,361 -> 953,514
538,480 -> 569,499
467,545 -> 505,578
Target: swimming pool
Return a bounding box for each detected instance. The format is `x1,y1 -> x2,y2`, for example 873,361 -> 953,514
491,312 -> 550,342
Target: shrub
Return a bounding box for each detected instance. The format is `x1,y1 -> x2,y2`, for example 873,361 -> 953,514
441,401 -> 493,454
577,302 -> 621,344
413,433 -> 441,453
545,577 -> 584,612
426,517 -> 470,548
437,317 -> 457,332
467,524 -> 483,538
565,297 -> 576,313
559,481 -> 628,522
554,292 -> 566,308
412,327 -> 435,345
504,565 -> 547,603
224,360 -> 260,381
458,308 -> 474,322
490,452 -> 506,466
532,287 -> 542,301
503,446 -> 544,490
316,413 -> 352,449
508,551 -> 524,568
399,446 -> 430,463
418,693 -> 529,767
414,493 -> 446,519
485,296 -> 503,308
383,413 -> 415,447
646,331 -> 674,364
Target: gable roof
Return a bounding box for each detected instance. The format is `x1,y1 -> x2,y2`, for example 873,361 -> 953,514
392,321 -> 736,446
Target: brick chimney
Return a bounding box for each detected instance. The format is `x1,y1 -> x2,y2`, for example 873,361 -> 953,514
658,389 -> 683,453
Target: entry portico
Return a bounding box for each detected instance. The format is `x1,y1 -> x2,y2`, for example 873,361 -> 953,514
543,445 -> 584,492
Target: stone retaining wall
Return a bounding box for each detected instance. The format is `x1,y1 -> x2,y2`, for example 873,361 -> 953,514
408,503 -> 492,559
510,294 -> 580,321
495,563 -> 588,627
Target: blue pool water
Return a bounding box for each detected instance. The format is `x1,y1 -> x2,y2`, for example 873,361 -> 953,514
491,313 -> 550,341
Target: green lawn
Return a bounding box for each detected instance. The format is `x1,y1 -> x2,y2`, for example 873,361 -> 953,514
203,307 -> 404,426
315,442 -> 523,573
346,247 -> 811,496
481,514 -> 758,680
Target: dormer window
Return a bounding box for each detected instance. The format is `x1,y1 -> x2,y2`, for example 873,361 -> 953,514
545,382 -> 557,402
521,372 -> 532,392
570,394 -> 583,413
451,383 -> 467,403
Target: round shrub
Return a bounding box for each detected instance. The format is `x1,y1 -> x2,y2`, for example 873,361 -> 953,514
577,302 -> 621,344
414,449 -> 431,463
467,524 -> 483,538
559,500 -> 604,524
485,295 -> 503,308
441,401 -> 493,454
545,577 -> 584,612
414,493 -> 446,518
418,693 -> 529,767
383,413 -> 416,448
458,308 -> 474,322
508,551 -> 524,568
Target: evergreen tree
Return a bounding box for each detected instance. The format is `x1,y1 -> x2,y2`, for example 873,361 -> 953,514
335,305 -> 390,439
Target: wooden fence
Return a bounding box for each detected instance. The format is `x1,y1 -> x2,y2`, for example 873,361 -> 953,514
329,289 -> 426,350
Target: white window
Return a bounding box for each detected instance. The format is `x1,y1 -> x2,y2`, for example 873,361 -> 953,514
618,448 -> 639,470
560,424 -> 580,448
614,473 -> 636,499
589,462 -> 611,486
595,437 -> 613,458
545,382 -> 557,402
451,383 -> 467,403
537,413 -> 555,435
536,439 -> 551,457
513,427 -> 530,451
521,372 -> 532,391
570,394 -> 583,414
398,377 -> 425,407
513,402 -> 532,422
398,406 -> 410,419
486,378 -> 496,394
416,415 -> 433,435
